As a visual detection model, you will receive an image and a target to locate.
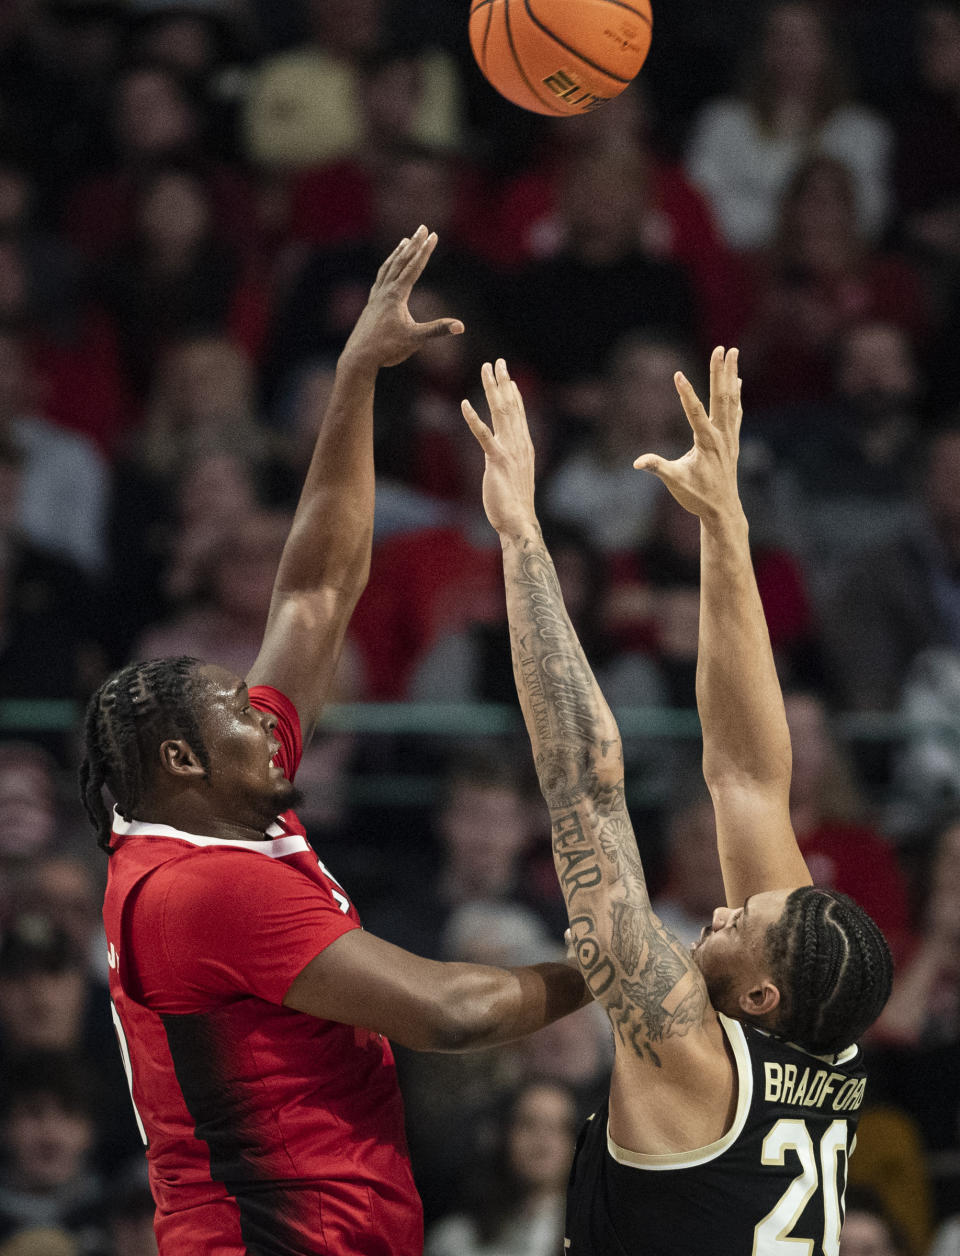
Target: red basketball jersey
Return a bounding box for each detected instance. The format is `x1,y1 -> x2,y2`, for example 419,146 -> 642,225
103,685 -> 423,1256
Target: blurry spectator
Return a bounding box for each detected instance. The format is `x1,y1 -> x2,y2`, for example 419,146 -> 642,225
604,490 -> 820,706
0,160 -> 129,455
109,335 -> 294,657
6,0 -> 128,203
541,333 -> 693,552
838,1187 -> 910,1256
895,4 -> 960,268
931,1214 -> 960,1256
395,900 -> 561,1225
761,320 -> 926,599
104,1167 -> 156,1256
348,508 -> 501,698
874,816 -> 960,1047
368,751 -> 549,957
439,901 -> 556,970
97,163 -> 267,392
425,1079 -> 578,1256
160,448 -> 270,604
512,1004 -> 612,1112
0,247 -> 128,458
134,333 -> 265,476
866,816 -> 960,1168
686,1 -> 892,250
0,916 -> 138,1170
132,508 -> 286,675
886,648 -> 960,838
0,917 -> 96,1056
131,494 -> 367,690
64,61 -> 256,261
127,0 -> 248,78
265,143 -> 493,406
0,436 -> 104,726
651,776 -> 727,947
845,1108 -> 935,1256
287,49 -> 477,251
822,425 -> 960,712
510,149 -> 699,389
0,332 -> 108,573
283,350 -> 459,542
16,856 -> 107,987
353,277 -> 499,510
484,88 -> 742,346
0,429 -> 105,738
0,1228 -> 78,1256
0,1053 -> 105,1254
425,754 -> 543,932
0,744 -> 81,869
126,0 -> 251,160
0,158 -> 84,342
784,691 -> 911,958
740,156 -> 928,408
410,518 -> 662,710
243,0 -> 461,169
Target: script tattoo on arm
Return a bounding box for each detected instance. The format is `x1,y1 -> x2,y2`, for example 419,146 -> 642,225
504,532 -> 708,1066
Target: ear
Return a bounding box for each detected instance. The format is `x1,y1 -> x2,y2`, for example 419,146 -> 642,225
158,739 -> 207,780
739,980 -> 781,1019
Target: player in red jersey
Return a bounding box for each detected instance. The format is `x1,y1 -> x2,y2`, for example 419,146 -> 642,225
79,228 -> 589,1256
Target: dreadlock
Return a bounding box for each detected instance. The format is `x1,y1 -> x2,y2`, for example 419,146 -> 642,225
764,886 -> 893,1055
79,657 -> 210,856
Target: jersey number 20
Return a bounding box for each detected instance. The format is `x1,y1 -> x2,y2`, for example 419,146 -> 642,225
753,1118 -> 850,1255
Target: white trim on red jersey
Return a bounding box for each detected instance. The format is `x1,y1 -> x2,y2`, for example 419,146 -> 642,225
111,808 -> 310,858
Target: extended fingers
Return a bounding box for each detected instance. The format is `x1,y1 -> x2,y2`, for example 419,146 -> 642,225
395,226 -> 438,290
480,358 -> 520,430
674,371 -> 711,439
461,397 -> 494,451
377,225 -> 429,287
377,230 -> 419,284
711,346 -> 741,432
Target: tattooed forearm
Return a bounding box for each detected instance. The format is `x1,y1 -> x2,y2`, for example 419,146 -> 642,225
611,901 -> 646,975
553,810 -> 603,902
511,543 -> 605,763
504,530 -> 709,1065
568,914 -> 617,998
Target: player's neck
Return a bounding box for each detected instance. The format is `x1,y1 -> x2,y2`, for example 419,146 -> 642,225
137,792 -> 275,843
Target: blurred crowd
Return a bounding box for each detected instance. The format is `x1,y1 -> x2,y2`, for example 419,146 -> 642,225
1,0 -> 960,1251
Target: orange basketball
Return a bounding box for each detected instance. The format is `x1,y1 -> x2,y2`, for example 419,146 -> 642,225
469,0 -> 652,116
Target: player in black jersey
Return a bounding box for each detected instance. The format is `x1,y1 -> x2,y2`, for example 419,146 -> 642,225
462,348 -> 894,1256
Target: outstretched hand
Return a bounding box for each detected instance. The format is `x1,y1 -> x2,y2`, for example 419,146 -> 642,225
461,358 -> 537,535
343,225 -> 465,372
633,346 -> 743,520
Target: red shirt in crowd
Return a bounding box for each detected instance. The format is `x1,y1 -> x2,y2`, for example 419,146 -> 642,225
103,685 -> 422,1256
798,820 -> 912,964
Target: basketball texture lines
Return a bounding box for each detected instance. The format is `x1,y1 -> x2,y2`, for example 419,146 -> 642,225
469,0 -> 652,115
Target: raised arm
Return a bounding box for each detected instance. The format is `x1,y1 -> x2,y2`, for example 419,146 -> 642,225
462,362 -> 712,1080
246,226 -> 463,738
635,347 -> 811,905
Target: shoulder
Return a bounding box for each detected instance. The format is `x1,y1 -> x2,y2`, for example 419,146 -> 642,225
149,846 -> 314,911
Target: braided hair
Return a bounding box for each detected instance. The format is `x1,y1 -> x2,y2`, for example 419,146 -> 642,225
764,887 -> 893,1055
79,657 -> 210,855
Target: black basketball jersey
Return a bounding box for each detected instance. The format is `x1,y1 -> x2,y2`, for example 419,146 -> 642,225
565,1012 -> 866,1256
